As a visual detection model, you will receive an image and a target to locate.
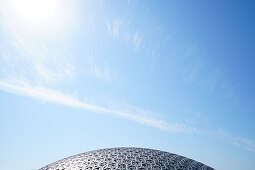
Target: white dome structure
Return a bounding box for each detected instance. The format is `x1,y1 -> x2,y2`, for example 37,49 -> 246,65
39,147 -> 214,170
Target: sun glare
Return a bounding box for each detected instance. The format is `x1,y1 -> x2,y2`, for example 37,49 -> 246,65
11,0 -> 58,23
2,0 -> 75,39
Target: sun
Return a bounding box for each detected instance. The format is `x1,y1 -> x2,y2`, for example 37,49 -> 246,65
11,0 -> 59,24
1,0 -> 75,39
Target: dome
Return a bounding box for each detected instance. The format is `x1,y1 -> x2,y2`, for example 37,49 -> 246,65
39,147 -> 213,170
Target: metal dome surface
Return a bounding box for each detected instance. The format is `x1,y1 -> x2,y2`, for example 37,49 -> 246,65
39,147 -> 214,170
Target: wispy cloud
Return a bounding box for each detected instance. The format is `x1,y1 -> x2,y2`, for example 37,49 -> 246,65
90,64 -> 117,83
106,19 -> 144,50
9,35 -> 75,86
106,19 -> 123,38
216,129 -> 255,153
183,46 -> 208,82
201,66 -> 226,91
79,56 -> 117,83
132,32 -> 143,49
234,136 -> 255,153
181,44 -> 239,102
182,45 -> 220,91
0,78 -> 198,133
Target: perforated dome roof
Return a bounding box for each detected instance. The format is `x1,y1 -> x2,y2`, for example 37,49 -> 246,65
39,147 -> 214,170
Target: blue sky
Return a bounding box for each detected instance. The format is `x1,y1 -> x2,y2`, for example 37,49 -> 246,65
0,0 -> 255,169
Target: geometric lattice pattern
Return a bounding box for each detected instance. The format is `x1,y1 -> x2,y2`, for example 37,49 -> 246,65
39,147 -> 214,170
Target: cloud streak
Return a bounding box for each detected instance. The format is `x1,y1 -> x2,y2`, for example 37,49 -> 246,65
216,129 -> 255,153
234,136 -> 255,153
0,78 -> 197,133
2,78 -> 254,154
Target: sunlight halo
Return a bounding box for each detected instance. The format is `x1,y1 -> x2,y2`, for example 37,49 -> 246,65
1,0 -> 76,39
